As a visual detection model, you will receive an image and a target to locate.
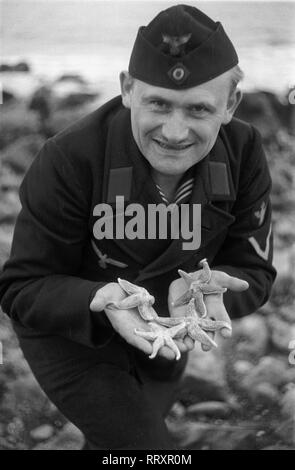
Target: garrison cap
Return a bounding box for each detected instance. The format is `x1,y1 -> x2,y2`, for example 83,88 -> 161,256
128,4 -> 238,89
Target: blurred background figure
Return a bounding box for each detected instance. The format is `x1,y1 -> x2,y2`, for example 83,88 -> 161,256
28,81 -> 53,138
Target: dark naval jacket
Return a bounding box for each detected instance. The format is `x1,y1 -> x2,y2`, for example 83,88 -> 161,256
0,96 -> 276,349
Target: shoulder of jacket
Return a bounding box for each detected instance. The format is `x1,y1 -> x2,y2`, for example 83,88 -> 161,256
40,96 -> 124,200
221,117 -> 256,149
220,117 -> 264,168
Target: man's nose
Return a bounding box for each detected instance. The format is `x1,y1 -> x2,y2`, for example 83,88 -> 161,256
161,111 -> 189,142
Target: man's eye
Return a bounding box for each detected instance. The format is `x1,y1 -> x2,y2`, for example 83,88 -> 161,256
150,100 -> 168,110
190,105 -> 208,113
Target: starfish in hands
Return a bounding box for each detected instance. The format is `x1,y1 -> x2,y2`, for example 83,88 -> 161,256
134,321 -> 186,360
105,278 -> 188,359
104,264 -> 232,360
105,278 -> 157,321
180,299 -> 232,348
106,279 -> 181,326
172,258 -> 227,317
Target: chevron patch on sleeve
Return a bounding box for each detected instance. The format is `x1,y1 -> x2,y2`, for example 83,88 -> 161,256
248,225 -> 272,261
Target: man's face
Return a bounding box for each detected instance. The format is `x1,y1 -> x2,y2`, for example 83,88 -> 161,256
121,71 -> 238,176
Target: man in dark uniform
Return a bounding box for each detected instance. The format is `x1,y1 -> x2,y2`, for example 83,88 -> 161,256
0,5 -> 276,449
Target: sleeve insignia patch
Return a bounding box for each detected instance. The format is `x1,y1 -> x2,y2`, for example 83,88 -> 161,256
248,225 -> 272,261
254,201 -> 267,226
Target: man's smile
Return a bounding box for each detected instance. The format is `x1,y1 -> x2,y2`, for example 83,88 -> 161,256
152,138 -> 194,151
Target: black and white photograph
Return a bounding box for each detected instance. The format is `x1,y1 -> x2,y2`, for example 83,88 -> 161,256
0,0 -> 295,452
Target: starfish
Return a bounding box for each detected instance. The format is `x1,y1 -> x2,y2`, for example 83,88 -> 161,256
106,279 -> 184,327
180,298 -> 232,348
104,274 -> 232,359
135,297 -> 232,357
105,278 -> 157,321
134,321 -> 186,360
172,258 -> 227,317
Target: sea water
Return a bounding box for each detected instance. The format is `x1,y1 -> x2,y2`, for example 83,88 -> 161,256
1,0 -> 295,99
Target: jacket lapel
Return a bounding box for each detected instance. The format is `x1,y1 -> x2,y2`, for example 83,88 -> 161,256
101,105 -> 167,264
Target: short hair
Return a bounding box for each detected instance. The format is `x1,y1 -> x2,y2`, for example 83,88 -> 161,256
228,65 -> 244,97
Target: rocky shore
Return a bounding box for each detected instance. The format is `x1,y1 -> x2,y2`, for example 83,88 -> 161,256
0,70 -> 295,450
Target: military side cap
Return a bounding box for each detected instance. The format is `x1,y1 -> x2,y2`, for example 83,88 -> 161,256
128,4 -> 238,89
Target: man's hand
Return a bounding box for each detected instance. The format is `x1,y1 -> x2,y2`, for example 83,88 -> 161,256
168,270 -> 249,351
90,283 -> 190,360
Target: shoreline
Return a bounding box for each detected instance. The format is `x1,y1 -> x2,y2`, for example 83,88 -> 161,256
1,70 -> 293,111
1,43 -> 295,101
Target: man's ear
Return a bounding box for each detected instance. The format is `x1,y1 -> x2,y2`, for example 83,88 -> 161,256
222,89 -> 243,124
120,71 -> 134,109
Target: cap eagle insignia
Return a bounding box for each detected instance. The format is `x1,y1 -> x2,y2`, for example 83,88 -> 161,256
161,33 -> 192,56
